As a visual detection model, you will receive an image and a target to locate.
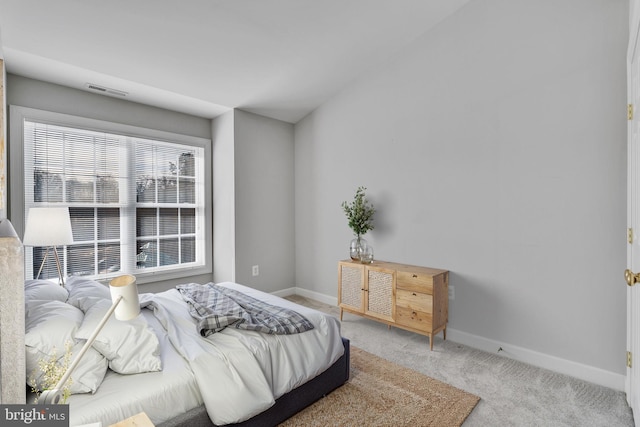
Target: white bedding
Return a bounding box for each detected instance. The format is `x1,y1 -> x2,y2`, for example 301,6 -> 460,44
67,309 -> 203,426
67,282 -> 344,426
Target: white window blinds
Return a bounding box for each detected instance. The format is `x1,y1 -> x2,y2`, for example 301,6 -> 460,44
23,119 -> 206,282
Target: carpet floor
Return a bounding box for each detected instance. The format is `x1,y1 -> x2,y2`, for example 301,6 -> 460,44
279,346 -> 479,427
285,295 -> 634,426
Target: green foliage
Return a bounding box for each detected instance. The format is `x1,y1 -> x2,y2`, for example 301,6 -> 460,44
341,186 -> 375,237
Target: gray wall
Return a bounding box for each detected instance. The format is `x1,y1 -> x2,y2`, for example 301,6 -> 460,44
6,74 -> 213,292
294,0 -> 628,376
6,76 -> 296,294
212,110 -> 236,283
4,0 -> 629,383
234,110 -> 295,292
6,75 -> 211,140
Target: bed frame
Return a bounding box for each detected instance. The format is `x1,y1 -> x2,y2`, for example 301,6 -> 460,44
158,337 -> 350,427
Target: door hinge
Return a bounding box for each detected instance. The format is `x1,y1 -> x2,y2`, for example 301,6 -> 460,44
630,104 -> 634,120
628,351 -> 633,368
629,228 -> 634,244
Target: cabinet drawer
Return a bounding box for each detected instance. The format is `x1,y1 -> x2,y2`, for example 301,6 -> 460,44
395,306 -> 432,331
396,289 -> 432,313
396,270 -> 434,293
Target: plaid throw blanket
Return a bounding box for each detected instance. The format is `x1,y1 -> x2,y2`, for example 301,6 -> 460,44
176,283 -> 314,336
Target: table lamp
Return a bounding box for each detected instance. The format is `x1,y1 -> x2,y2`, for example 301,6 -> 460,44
22,207 -> 74,286
39,274 -> 140,404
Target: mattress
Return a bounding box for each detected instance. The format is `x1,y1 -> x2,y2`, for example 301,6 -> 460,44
67,282 -> 344,426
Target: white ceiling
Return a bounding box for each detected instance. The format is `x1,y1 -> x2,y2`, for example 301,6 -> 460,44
0,0 -> 471,123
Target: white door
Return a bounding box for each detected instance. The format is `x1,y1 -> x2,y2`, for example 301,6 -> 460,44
627,0 -> 640,418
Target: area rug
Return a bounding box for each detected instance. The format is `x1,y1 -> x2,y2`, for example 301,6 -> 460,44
279,346 -> 480,426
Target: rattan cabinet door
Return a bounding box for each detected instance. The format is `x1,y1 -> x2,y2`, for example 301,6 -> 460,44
338,262 -> 365,313
364,266 -> 395,322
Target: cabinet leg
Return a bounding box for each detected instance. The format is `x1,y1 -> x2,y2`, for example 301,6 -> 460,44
340,308 -> 343,321
443,327 -> 447,341
429,334 -> 434,351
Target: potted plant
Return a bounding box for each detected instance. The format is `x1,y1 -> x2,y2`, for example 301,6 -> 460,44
341,186 -> 375,262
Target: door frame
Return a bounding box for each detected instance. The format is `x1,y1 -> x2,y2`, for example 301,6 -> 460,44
627,0 -> 640,415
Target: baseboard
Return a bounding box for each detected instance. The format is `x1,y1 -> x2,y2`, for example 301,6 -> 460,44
271,287 -> 297,298
447,328 -> 626,391
293,287 -> 338,306
271,287 -> 337,306
285,287 -> 625,391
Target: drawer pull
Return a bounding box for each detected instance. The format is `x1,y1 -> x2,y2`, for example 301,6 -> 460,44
412,274 -> 418,278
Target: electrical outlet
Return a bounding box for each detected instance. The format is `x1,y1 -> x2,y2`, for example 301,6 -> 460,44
448,285 -> 455,300
252,265 -> 259,276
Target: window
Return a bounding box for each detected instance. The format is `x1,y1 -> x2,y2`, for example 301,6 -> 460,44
12,106 -> 212,284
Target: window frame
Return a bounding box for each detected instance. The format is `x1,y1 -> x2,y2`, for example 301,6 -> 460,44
9,105 -> 213,285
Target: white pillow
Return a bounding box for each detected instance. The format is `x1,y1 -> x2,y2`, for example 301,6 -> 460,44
25,300 -> 108,395
76,298 -> 162,374
25,279 -> 69,303
65,276 -> 111,312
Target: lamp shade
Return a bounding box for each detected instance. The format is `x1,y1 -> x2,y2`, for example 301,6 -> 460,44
109,274 -> 140,321
23,207 -> 73,247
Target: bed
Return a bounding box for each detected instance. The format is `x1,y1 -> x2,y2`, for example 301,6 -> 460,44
24,277 -> 350,426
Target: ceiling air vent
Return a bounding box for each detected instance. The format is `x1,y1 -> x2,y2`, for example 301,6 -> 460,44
85,83 -> 128,97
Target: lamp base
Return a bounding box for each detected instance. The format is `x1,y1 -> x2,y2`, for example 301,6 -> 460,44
35,246 -> 66,287
38,389 -> 64,404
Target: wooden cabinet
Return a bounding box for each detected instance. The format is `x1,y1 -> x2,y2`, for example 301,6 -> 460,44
338,260 -> 448,350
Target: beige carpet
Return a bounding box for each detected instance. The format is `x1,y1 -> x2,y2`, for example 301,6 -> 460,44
279,346 -> 480,427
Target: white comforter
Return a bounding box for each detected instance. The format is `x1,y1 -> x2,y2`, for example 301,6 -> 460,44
69,282 -> 344,426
